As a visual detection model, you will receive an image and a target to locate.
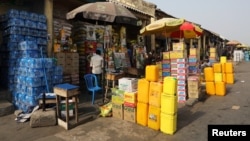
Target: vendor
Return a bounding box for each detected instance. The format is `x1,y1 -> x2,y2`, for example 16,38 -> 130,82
200,59 -> 211,73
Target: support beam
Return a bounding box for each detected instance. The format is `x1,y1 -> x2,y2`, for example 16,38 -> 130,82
150,17 -> 155,51
44,0 -> 53,57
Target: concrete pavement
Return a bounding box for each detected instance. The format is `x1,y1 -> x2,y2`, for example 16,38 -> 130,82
1,61 -> 250,141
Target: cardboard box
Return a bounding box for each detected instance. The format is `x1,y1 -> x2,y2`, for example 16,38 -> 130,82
172,42 -> 185,51
112,103 -> 124,120
60,100 -> 74,117
124,91 -> 137,107
111,95 -> 124,104
189,48 -> 197,56
123,106 -> 136,123
118,77 -> 138,92
162,52 -> 170,59
188,88 -> 202,98
55,52 -> 65,59
170,50 -> 187,59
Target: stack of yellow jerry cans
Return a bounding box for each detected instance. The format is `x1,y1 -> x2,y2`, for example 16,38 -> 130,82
137,65 -> 161,130
205,60 -> 232,96
220,56 -> 234,84
161,76 -> 177,135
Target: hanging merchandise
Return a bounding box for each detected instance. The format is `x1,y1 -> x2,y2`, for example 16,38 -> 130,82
120,26 -> 126,47
86,25 -> 96,41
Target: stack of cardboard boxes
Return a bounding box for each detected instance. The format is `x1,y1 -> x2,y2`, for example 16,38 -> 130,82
54,52 -> 79,85
170,42 -> 188,103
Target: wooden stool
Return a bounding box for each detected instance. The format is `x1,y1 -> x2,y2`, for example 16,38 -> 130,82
104,73 -> 125,102
53,83 -> 79,130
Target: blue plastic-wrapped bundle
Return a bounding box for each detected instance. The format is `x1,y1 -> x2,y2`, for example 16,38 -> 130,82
19,67 -> 27,76
36,37 -> 47,45
6,9 -> 19,19
24,20 -> 36,29
25,77 -> 42,87
16,75 -> 26,84
30,29 -> 38,36
27,68 -> 44,77
19,10 -> 29,20
6,42 -> 18,51
26,86 -> 45,97
43,58 -> 55,68
36,22 -> 47,30
26,58 -> 43,68
18,41 -> 38,50
19,50 -> 40,58
52,75 -> 63,84
24,36 -> 37,42
42,76 -> 53,86
7,59 -> 17,67
21,27 -> 29,35
20,85 -> 27,94
24,95 -> 38,106
37,30 -> 47,37
4,26 -> 22,35
53,66 -> 63,75
38,14 -> 46,23
4,34 -> 24,43
19,58 -> 28,67
8,50 -> 20,59
14,84 -> 22,93
8,67 -> 16,75
29,13 -> 39,21
6,18 -> 24,28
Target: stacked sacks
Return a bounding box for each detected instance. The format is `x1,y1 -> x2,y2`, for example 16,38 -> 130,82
161,76 -> 177,135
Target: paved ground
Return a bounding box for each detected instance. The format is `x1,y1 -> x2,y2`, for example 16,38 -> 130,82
1,60 -> 250,141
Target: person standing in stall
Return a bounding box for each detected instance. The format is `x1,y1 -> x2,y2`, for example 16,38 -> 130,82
90,50 -> 103,86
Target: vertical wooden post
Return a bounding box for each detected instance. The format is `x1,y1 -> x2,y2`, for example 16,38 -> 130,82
44,0 -> 53,57
150,17 -> 155,51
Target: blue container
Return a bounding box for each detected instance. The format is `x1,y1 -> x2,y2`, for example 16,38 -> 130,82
36,22 -> 47,30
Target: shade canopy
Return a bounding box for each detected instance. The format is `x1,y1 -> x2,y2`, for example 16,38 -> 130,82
66,2 -> 138,25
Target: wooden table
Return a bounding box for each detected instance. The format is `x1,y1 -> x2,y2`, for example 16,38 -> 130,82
104,72 -> 125,102
53,83 -> 79,130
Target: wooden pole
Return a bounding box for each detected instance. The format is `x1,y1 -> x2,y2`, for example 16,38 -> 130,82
44,0 -> 53,57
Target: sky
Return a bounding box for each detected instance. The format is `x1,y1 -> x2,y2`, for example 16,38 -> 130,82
146,0 -> 250,45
